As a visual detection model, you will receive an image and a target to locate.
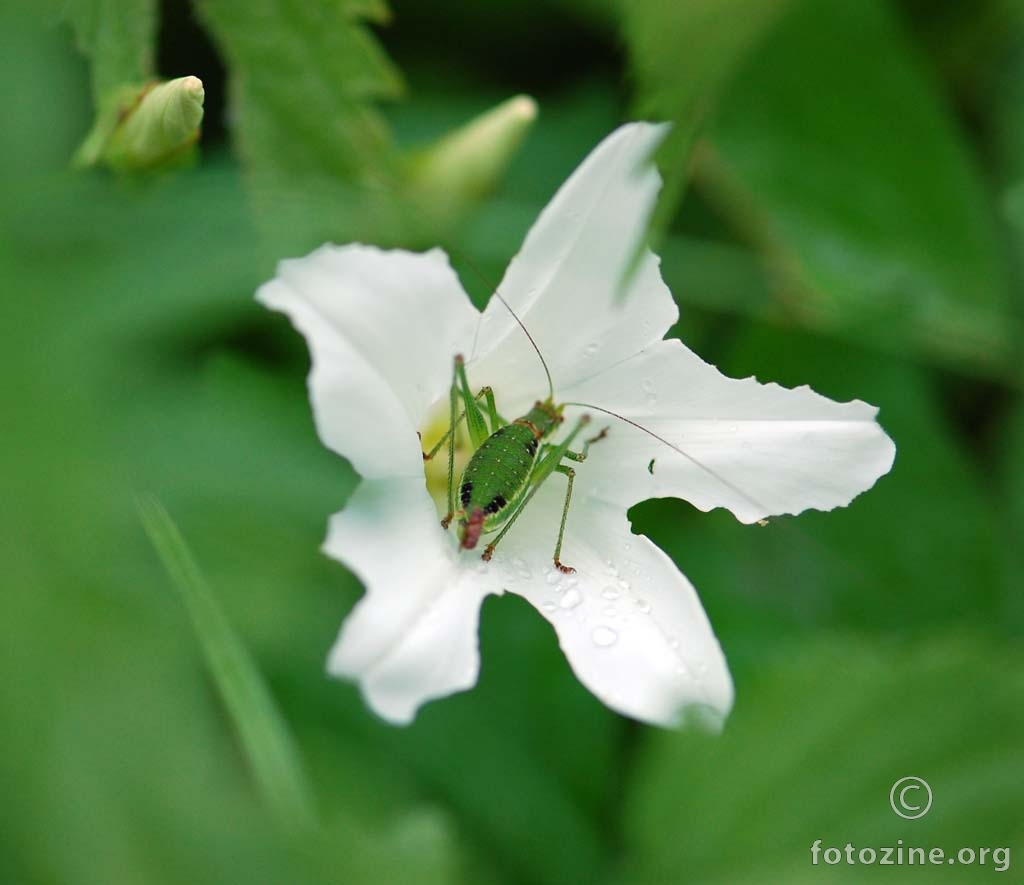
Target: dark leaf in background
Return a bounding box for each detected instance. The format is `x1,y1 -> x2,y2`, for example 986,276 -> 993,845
699,0 -> 1015,379
623,0 -> 794,250
193,0 -> 405,251
63,0 -> 157,101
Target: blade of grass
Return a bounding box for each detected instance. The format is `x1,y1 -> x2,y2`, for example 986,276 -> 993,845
137,494 -> 317,833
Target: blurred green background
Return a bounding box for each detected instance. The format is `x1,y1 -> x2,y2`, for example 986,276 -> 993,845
2,1 -> 1022,882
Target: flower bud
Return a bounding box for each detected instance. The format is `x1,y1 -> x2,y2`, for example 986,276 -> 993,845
409,94 -> 537,220
75,76 -> 205,172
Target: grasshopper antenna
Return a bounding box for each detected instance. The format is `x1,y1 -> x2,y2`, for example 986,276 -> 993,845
562,400 -> 776,519
443,241 -> 556,402
565,400 -> 886,594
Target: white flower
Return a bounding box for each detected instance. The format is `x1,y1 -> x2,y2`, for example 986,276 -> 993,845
257,123 -> 896,728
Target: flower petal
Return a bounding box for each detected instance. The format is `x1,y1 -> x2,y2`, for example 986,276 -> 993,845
324,476 -> 505,724
467,123 -> 679,413
560,340 -> 896,523
257,244 -> 479,479
489,478 -> 733,727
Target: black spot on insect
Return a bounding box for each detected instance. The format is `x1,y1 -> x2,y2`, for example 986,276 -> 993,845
484,494 -> 507,515
460,482 -> 473,507
647,458 -> 656,475
526,438 -> 538,457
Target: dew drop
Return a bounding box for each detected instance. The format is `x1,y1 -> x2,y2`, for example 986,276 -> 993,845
564,575 -> 579,588
545,571 -> 562,586
603,606 -> 618,618
634,598 -> 652,614
560,588 -> 583,610
591,626 -> 618,647
583,341 -> 600,357
601,586 -> 620,600
541,601 -> 557,613
617,578 -> 631,591
669,637 -> 680,650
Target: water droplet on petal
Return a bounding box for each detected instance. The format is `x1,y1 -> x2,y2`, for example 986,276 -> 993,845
591,626 -> 618,647
617,578 -> 631,591
545,571 -> 561,585
560,588 -> 583,610
601,586 -> 620,600
564,575 -> 579,588
634,598 -> 651,614
541,602 -> 557,613
603,606 -> 618,618
584,341 -> 600,356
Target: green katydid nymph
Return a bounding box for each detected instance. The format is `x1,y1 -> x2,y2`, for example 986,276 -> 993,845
421,289 -> 758,575
424,350 -> 607,574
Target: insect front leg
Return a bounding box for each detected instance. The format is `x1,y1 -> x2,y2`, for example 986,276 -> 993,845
562,426 -> 608,464
441,359 -> 461,528
426,356 -> 493,529
422,385 -> 497,462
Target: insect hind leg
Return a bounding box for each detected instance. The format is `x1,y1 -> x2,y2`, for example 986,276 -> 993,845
552,464 -> 578,573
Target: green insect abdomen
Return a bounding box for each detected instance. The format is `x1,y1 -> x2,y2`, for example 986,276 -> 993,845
459,423 -> 539,531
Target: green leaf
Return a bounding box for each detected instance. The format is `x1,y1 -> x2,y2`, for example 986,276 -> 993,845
619,637 -> 1024,883
138,495 -> 317,834
700,0 -> 1014,378
999,400 -> 1024,630
63,0 -> 157,102
622,0 -> 795,248
195,0 -> 405,250
1006,179 -> 1024,245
